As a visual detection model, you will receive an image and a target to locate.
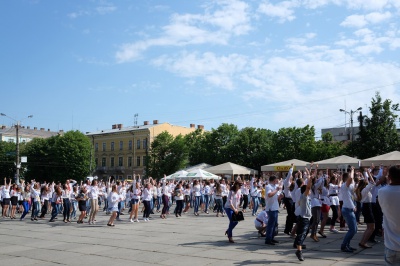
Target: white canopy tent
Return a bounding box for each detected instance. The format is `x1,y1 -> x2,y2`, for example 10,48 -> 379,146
205,162 -> 258,175
361,151 -> 400,166
177,168 -> 220,180
261,159 -> 309,172
165,170 -> 188,180
310,155 -> 360,169
184,163 -> 213,172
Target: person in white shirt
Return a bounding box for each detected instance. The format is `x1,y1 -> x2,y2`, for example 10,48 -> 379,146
107,184 -> 120,226
224,181 -> 242,243
283,165 -> 295,235
173,183 -> 184,217
340,167 -> 357,253
142,179 -> 153,222
293,170 -> 313,262
192,180 -> 201,216
128,175 -> 141,222
378,165 -> 400,265
2,178 -> 11,218
254,210 -> 268,237
264,175 -> 283,245
214,182 -> 224,217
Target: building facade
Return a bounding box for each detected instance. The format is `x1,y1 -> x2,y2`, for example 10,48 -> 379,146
86,120 -> 202,180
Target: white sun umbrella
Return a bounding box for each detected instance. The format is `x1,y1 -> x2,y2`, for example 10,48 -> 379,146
179,168 -> 220,181
165,170 -> 188,180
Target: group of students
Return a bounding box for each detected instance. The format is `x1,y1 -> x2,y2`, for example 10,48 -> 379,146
1,164 -> 400,264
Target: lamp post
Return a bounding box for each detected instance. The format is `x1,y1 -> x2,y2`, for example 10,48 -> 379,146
1,113 -> 33,184
339,107 -> 362,156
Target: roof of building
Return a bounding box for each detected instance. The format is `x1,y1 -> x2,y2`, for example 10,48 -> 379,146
86,122 -> 199,136
0,126 -> 61,139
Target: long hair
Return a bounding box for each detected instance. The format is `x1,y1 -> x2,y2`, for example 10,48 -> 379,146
355,179 -> 367,202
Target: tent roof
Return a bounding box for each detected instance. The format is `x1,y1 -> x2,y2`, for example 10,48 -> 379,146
177,168 -> 220,180
166,170 -> 188,180
184,163 -> 213,172
311,155 -> 360,168
361,151 -> 400,166
205,162 -> 258,175
261,159 -> 309,172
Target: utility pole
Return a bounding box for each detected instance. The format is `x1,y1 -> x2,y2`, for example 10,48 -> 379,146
340,107 -> 362,156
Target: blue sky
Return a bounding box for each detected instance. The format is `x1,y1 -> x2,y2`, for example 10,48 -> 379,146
1,0 -> 400,137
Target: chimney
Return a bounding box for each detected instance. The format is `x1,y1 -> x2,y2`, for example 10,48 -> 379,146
117,124 -> 123,129
48,129 -> 50,131
40,128 -> 45,131
34,127 -> 37,130
1,126 -> 5,129
144,121 -> 149,125
112,124 -> 117,129
27,126 -> 30,129
153,120 -> 158,125
59,130 -> 64,133
197,125 -> 204,130
190,124 -> 195,128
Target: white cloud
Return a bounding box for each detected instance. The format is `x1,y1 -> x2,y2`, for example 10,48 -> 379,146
115,0 -> 252,63
257,0 -> 298,23
96,5 -> 117,15
341,14 -> 367,27
365,11 -> 392,23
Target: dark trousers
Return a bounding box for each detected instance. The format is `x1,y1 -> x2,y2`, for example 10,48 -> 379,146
174,200 -> 183,215
161,195 -> 169,215
283,197 -> 295,234
40,200 -> 48,218
294,216 -> 310,246
242,195 -> 249,210
143,200 -> 151,218
63,198 -> 70,220
330,205 -> 339,226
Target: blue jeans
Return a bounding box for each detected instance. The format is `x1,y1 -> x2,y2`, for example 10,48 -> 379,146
294,216 -> 310,247
265,210 -> 278,242
224,207 -> 238,238
204,195 -> 210,212
215,199 -> 223,213
71,201 -> 78,218
157,196 -> 162,211
20,201 -> 30,220
252,197 -> 259,215
63,198 -> 70,220
50,202 -> 60,220
341,207 -> 357,248
385,247 -> 400,265
194,196 -> 201,213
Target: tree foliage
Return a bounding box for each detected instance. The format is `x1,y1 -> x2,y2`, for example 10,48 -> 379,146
353,92 -> 400,158
148,131 -> 189,178
23,130 -> 92,183
0,141 -> 17,179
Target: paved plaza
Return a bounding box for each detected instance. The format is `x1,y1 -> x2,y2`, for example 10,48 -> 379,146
0,207 -> 385,266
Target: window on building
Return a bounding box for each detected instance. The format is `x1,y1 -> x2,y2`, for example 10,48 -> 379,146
95,158 -> 98,167
118,157 -> 123,167
143,156 -> 147,166
128,140 -> 132,150
143,139 -> 147,150
111,142 -> 115,151
119,141 -> 123,150
101,158 -> 106,167
95,143 -> 98,152
137,139 -> 141,149
128,157 -> 132,167
136,156 -> 140,166
111,157 -> 115,167
102,143 -> 106,151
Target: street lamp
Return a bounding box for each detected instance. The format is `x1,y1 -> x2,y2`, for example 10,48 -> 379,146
339,107 -> 362,142
1,113 -> 33,184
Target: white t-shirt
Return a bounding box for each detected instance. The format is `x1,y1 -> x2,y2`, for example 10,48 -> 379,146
340,183 -> 355,209
265,184 -> 280,211
378,185 -> 400,251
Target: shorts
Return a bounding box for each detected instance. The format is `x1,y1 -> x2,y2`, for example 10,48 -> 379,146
362,203 -> 375,224
11,196 -> 18,206
321,204 -> 330,213
3,198 -> 10,205
78,202 -> 87,212
131,198 -> 139,204
108,206 -> 118,212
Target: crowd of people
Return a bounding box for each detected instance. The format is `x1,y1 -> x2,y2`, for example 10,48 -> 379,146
1,163 -> 399,264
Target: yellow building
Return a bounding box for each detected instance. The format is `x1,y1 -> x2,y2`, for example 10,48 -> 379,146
86,120 -> 203,180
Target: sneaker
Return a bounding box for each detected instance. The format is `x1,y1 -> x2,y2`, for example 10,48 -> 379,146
129,219 -> 133,223
340,227 -> 348,231
295,250 -> 304,261
134,219 -> 139,222
330,228 -> 339,233
116,217 -> 122,221
341,246 -> 354,253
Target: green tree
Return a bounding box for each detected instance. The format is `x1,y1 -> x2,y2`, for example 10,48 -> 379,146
184,129 -> 208,166
313,132 -> 345,160
353,92 -> 400,158
23,131 -> 93,183
0,141 -> 17,179
148,132 -> 189,179
272,125 -> 316,162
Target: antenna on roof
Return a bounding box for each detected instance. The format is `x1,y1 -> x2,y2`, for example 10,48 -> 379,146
134,113 -> 138,127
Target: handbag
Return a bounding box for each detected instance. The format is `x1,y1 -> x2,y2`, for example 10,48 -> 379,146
232,211 -> 244,222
